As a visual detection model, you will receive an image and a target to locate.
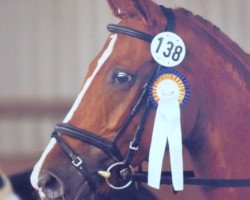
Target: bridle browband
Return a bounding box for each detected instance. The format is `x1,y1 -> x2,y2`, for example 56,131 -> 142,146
52,6 -> 250,193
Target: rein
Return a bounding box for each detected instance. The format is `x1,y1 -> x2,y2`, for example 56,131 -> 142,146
52,6 -> 250,192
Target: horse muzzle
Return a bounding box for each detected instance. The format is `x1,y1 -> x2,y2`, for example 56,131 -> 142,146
37,171 -> 65,200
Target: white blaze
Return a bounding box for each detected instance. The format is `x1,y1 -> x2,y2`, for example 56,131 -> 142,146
30,34 -> 118,193
30,138 -> 56,189
63,34 -> 118,123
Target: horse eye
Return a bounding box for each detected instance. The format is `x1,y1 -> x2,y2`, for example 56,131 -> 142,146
113,71 -> 132,83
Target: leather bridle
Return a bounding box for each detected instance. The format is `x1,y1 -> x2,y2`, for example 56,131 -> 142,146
52,6 -> 250,193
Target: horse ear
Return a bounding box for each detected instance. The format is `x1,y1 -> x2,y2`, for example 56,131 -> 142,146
107,0 -> 163,28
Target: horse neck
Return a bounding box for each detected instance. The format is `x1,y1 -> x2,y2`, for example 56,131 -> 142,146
175,8 -> 250,199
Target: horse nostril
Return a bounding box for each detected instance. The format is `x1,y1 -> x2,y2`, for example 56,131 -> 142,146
38,172 -> 64,197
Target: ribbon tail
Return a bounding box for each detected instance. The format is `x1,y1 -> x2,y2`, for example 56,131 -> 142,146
148,107 -> 169,189
148,98 -> 183,190
168,115 -> 183,191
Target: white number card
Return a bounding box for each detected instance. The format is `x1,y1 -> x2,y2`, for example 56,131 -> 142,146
150,32 -> 186,67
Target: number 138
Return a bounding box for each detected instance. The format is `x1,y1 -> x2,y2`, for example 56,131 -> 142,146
155,37 -> 183,62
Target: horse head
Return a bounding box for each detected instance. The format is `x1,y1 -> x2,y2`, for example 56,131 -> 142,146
30,0 -> 250,199
29,0 -> 187,199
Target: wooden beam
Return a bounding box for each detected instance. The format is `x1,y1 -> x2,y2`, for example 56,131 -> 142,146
0,99 -> 72,118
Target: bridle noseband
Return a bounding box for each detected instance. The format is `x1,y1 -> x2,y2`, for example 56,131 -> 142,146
52,6 -> 250,193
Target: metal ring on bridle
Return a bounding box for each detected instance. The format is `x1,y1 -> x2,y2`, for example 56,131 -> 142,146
105,162 -> 134,190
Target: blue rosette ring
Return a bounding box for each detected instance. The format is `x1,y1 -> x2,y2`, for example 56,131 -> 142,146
149,68 -> 190,109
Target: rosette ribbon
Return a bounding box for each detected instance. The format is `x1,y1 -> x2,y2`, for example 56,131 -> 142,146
148,68 -> 190,191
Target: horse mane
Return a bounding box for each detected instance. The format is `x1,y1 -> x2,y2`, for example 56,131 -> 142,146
175,8 -> 250,89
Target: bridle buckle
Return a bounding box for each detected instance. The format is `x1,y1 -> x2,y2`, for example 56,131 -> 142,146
129,141 -> 139,151
120,168 -> 130,180
72,156 -> 83,167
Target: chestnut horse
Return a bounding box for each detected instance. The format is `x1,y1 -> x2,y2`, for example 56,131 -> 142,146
30,0 -> 250,199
